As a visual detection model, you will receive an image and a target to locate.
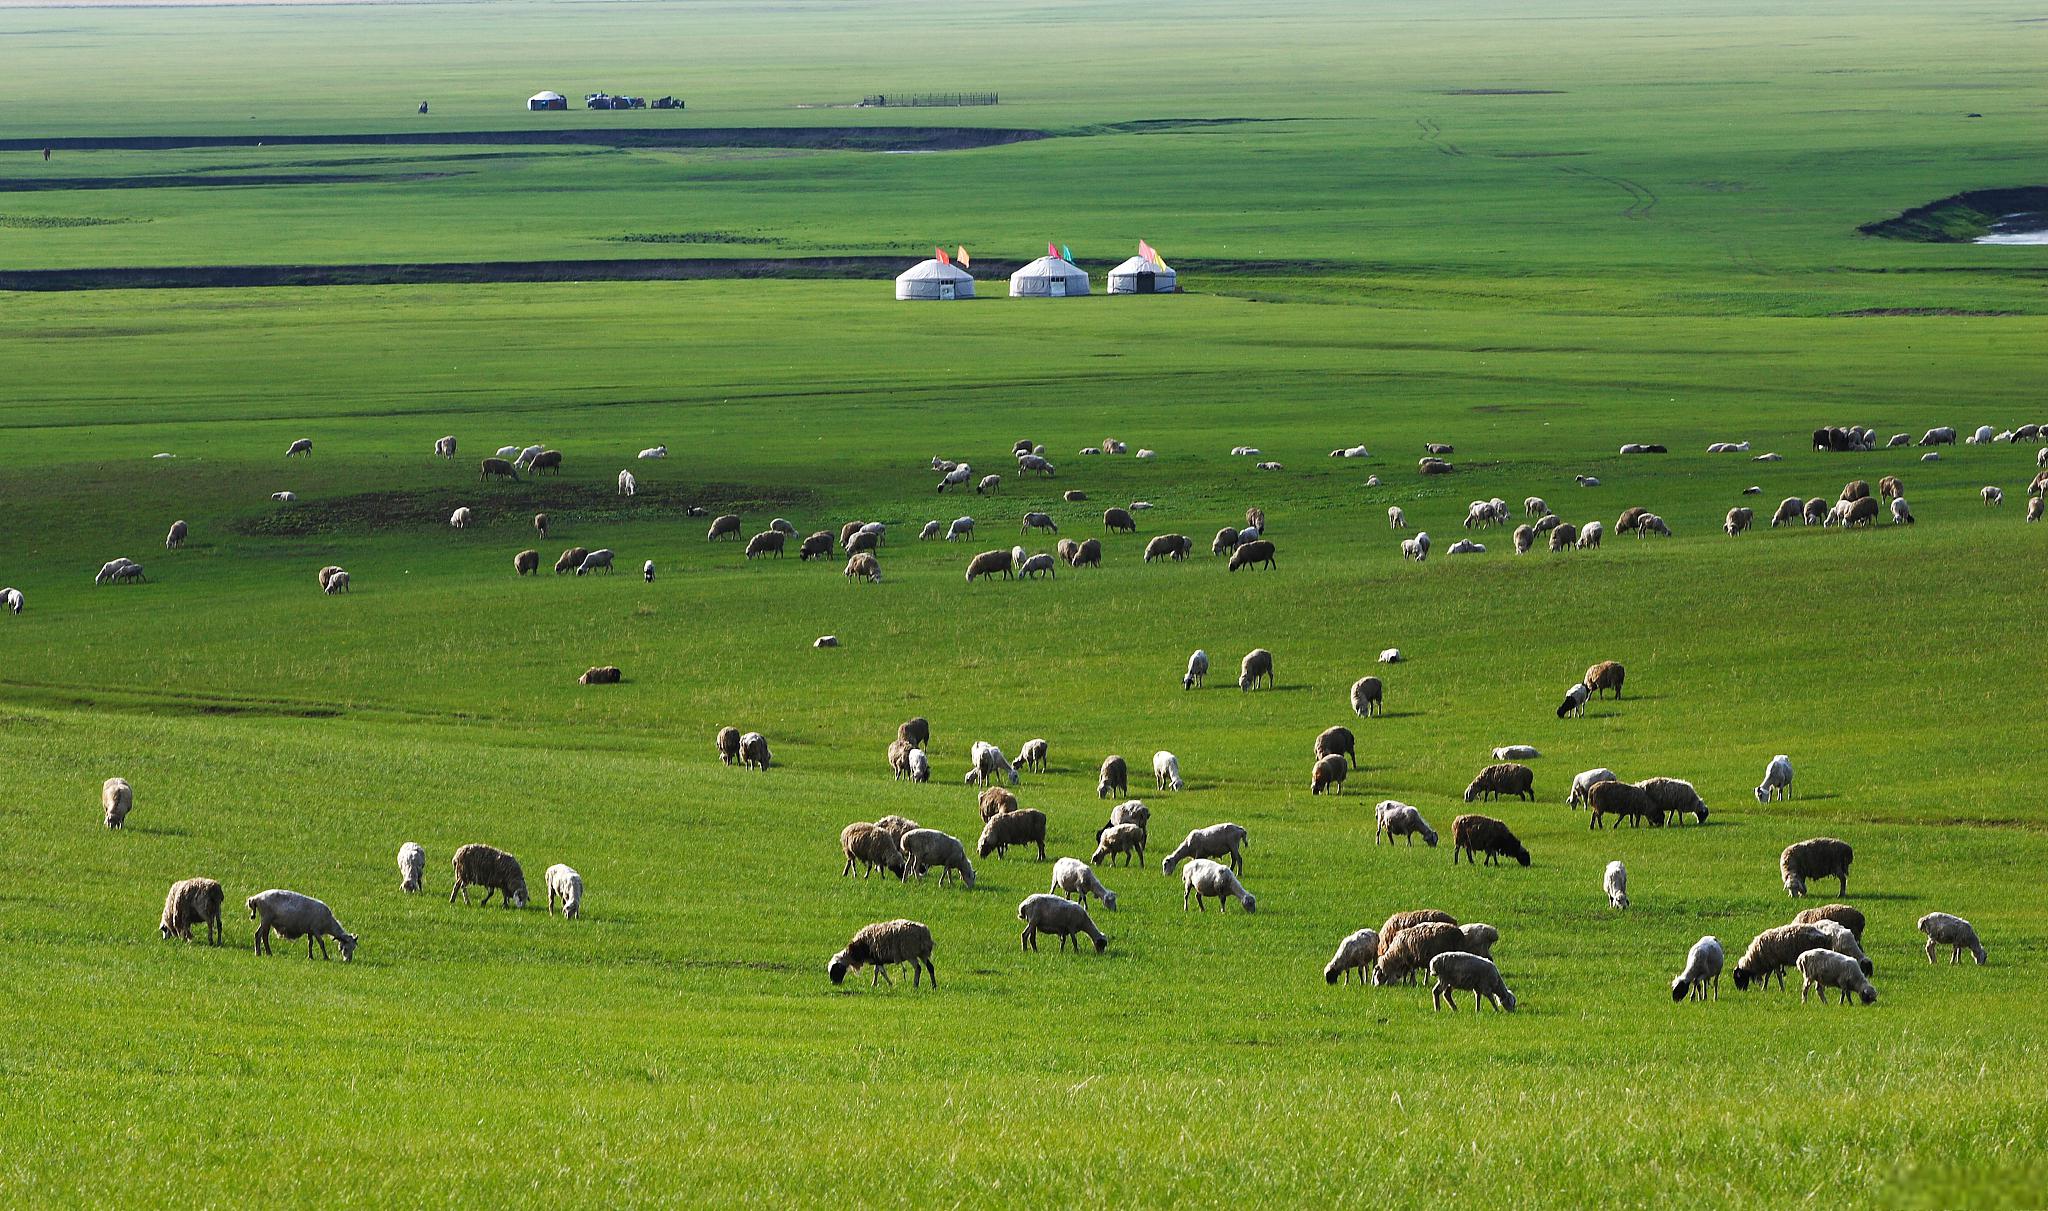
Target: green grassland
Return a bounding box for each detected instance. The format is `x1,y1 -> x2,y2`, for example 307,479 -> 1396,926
2,1 -> 2047,1207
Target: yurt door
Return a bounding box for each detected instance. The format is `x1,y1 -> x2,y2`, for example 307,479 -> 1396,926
1136,271 -> 1155,294
1049,279 -> 1067,298
939,283 -> 955,301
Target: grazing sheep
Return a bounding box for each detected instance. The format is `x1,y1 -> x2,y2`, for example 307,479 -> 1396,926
918,520 -> 943,541
450,506 -> 473,530
1379,909 -> 1459,955
638,445 -> 667,459
1388,506 -> 1407,530
1162,822 -> 1248,874
1063,490 -> 1088,503
1210,527 -> 1243,557
1557,682 -> 1590,718
841,822 -> 907,879
2030,496 -> 2044,523
1770,496 -> 1803,528
1755,754 -> 1795,802
1918,912 -> 1986,965
1050,858 -> 1117,911
1315,726 -> 1356,770
432,434 -> 459,460
1018,893 -> 1108,953
1532,513 -> 1561,534
1809,918 -> 1873,975
1378,648 -> 1401,664
1920,426 -> 1957,446
1099,507 -> 1139,535
706,514 -> 742,542
1372,921 -> 1469,985
1310,754 -> 1348,795
1967,425 -> 1996,445
1152,750 -> 1185,792
1724,507 -> 1753,536
246,889 -> 357,961
906,749 -> 930,782
1020,512 -> 1057,537
545,863 -> 584,919
1604,860 -> 1629,909
528,450 -> 562,475
977,786 -> 1019,821
398,842 -> 425,893
745,530 -> 786,559
643,560 -> 656,583
1793,904 -> 1865,940
1019,552 -> 1057,578
1840,480 -> 1872,504
1097,755 -> 1129,800
899,829 -> 975,888
163,519 -> 190,551
1,587 -> 20,615
1325,928 -> 1381,985
738,732 -> 771,771
1638,777 -> 1708,825
513,549 -> 540,576
450,843 -> 529,908
1568,767 -> 1619,808
579,666 -> 621,685
1512,524 -> 1535,555
1492,745 -> 1540,761
285,438 -> 313,458
1797,948 -> 1877,1005
322,570 -> 349,595
1451,814 -> 1529,866
715,726 -> 741,765
1374,800 -> 1438,847
1066,537 -> 1102,568
945,516 -> 976,542
1463,763 -> 1534,803
1181,858 -> 1256,913
976,474 -> 1002,495
479,457 -> 518,481
874,815 -> 921,845
1103,800 -> 1151,835
966,740 -> 1019,787
1635,513 -> 1672,537
1143,533 -> 1192,563
937,463 -> 974,492
798,531 -> 835,561
1011,737 -> 1048,774
1349,676 -> 1384,718
1583,661 -> 1625,699
575,548 -> 614,576
964,548 -> 1013,582
533,512 -> 549,538
978,809 -> 1047,860
160,877 -> 225,945
1184,649 -> 1210,690
1239,648 -> 1274,691
102,777 -> 133,828
1586,779 -> 1663,829
1092,822 -> 1147,867
1982,485 -> 2005,506
97,558 -> 144,586
844,552 -> 882,582
829,919 -> 936,987
1400,531 -> 1431,561
1228,539 -> 1277,571
1802,497 -> 1828,525
895,715 -> 931,747
1781,837 -> 1853,897
1429,952 -> 1517,1012
1886,497 -> 1914,525
1732,923 -> 1831,991
551,549 -> 588,579
271,490 -> 297,501
887,738 -> 917,780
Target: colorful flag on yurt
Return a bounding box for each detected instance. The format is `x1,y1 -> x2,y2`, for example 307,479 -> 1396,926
1061,244 -> 1073,262
936,246 -> 950,265
1047,242 -> 1060,259
957,246 -> 970,267
1139,239 -> 1159,264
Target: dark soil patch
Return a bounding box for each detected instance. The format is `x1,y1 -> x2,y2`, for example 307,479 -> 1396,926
605,231 -> 777,245
0,214 -> 134,228
1832,307 -> 2020,317
0,172 -> 460,193
231,481 -> 822,538
1490,151 -> 1590,159
1442,88 -> 1564,95
1859,185 -> 2048,242
0,127 -> 1044,155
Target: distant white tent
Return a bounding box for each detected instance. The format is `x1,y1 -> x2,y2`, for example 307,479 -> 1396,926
1107,256 -> 1176,294
527,91 -> 567,111
1009,255 -> 1090,298
895,258 -> 975,301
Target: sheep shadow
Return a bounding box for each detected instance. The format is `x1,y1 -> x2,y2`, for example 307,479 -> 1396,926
117,824 -> 191,837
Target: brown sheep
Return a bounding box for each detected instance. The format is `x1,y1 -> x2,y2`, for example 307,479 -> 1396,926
450,843 -> 528,908
707,514 -> 742,541
716,726 -> 741,766
1638,776 -> 1708,825
799,531 -> 835,560
1724,507 -> 1753,536
1770,496 -> 1802,527
1097,755 -> 1129,800
1314,725 -> 1357,769
1583,660 -> 1625,699
1548,522 -> 1579,550
1840,480 -> 1870,503
1380,909 -> 1458,950
1463,763 -> 1534,803
1586,779 -> 1663,829
978,808 -> 1047,859
514,549 -> 540,576
1879,476 -> 1903,501
1245,507 -> 1266,531
874,815 -> 921,844
1513,524 -> 1535,554
746,531 -> 787,559
1615,506 -> 1649,534
1351,676 -> 1383,718
1732,923 -> 1832,991
1781,837 -> 1853,897
578,666 -> 621,685
1419,458 -> 1453,475
1144,533 -> 1193,562
534,512 -> 549,538
844,552 -> 881,582
1452,814 -> 1530,866
1057,538 -> 1080,564
1212,527 -> 1241,555
964,549 -> 1013,582
1063,490 -> 1087,502
837,520 -> 866,549
1844,497 -> 1880,527
898,717 -> 931,748
1794,904 -> 1866,941
846,529 -> 881,555
160,877 -> 225,945
530,449 -> 562,475
887,737 -> 916,780
977,786 -> 1019,821
1070,538 -> 1103,568
317,565 -> 344,591
841,822 -> 907,880
1310,753 -> 1348,795
1371,921 -> 1468,985
555,546 -> 588,575
1103,507 -> 1137,533
738,732 -> 771,770
479,457 -> 518,481
1239,648 -> 1275,691
1228,539 -> 1276,571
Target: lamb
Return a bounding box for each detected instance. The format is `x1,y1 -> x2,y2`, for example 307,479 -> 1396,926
1152,750 -> 1184,792
1918,912 -> 1986,965
1092,822 -> 1147,866
1982,486 -> 2004,506
1793,904 -> 1865,940
1325,928 -> 1381,985
977,786 -> 1018,821
546,864 -> 584,919
1568,767 -> 1619,807
1724,507 -> 1753,536
285,438 -> 313,457
1557,682 -> 1590,718
579,666 -> 621,685
1796,948 -> 1877,1005
574,548 -> 615,575
967,740 -> 1019,787
322,570 -> 350,595
1181,858 -> 1256,912
246,889 -> 357,961
899,829 -> 975,887
844,552 -> 881,582
1014,737 -> 1048,773
555,546 -> 587,574
160,877 -> 225,945
1310,754 -> 1347,795
1586,779 -> 1662,829
1463,762 -> 1534,803
1162,822 -> 1248,874
1401,532 -> 1431,561
1184,649 -> 1209,689
1371,921 -> 1468,985
1604,859 -> 1629,909
1387,506 -> 1407,530
397,842 -> 425,893
1780,837 -> 1852,897
1239,648 -> 1274,691
946,516 -> 975,541
638,445 -> 667,459
1097,754 -> 1129,800
102,776 -> 133,828
1451,814 -> 1529,866
715,725 -> 741,765
1374,800 -> 1438,847
1755,754 -> 1794,802
738,731 -> 771,771
1583,660 -> 1625,699
1227,539 -> 1276,571
978,809 -> 1048,860
1732,923 -> 1832,990
1429,952 -> 1517,1012
1349,675 -> 1384,718
964,548 -> 1013,582
1890,497 -> 1914,525
1050,858 -> 1117,911
828,919 -> 936,987
1639,777 -> 1708,825
1671,935 -> 1724,1002
450,843 -> 529,908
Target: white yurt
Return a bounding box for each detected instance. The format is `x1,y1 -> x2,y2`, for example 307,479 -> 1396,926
894,259 -> 975,301
527,91 -> 567,111
1107,256 -> 1176,294
1009,255 -> 1090,297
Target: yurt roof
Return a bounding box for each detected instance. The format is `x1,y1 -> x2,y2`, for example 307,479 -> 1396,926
1109,256 -> 1174,275
896,258 -> 975,283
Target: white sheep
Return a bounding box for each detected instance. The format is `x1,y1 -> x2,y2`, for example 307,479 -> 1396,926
102,776 -> 133,828
517,444 -> 545,466
966,740 -> 1019,786
1180,858 -> 1256,913
1982,486 -> 2003,506
246,889 -> 357,961
1378,648 -> 1401,664
1576,521 -> 1604,548
1152,750 -> 1183,792
95,557 -> 138,585
1017,894 -> 1107,952
575,548 -> 614,575
1050,857 -> 1117,911
899,829 -> 975,887
1891,498 -> 1913,525
1671,935 -> 1724,1001
938,463 -> 974,491
1136,449 -> 1156,460
1557,682 -> 1590,718
1755,754 -> 1794,802
1568,767 -> 1618,808
618,470 -> 637,497
1428,951 -> 1516,1012
496,445 -> 522,459
546,863 -> 584,919
450,506 -> 473,529
1,587 -> 22,615
1374,800 -> 1437,847
1492,744 -> 1540,761
1324,928 -> 1380,985
286,438 -> 313,457
272,491 -> 296,501
434,435 -> 457,459
1388,506 -> 1407,530
397,842 -> 425,893
1795,948 -> 1877,1005
644,560 -> 656,582
946,516 -> 974,540
1401,532 -> 1431,561
1446,539 -> 1485,555
907,748 -> 930,783
1810,919 -> 1872,975
1917,912 -> 1986,965
1604,860 -> 1629,909
323,570 -> 350,594
638,445 -> 668,459
1576,475 -> 1599,487
1183,649 -> 1209,689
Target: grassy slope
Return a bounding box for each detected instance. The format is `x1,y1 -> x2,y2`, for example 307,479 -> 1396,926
1,2 -> 2047,1207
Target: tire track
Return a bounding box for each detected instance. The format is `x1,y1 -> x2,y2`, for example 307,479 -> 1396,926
1557,164 -> 1658,219
1414,116 -> 1464,157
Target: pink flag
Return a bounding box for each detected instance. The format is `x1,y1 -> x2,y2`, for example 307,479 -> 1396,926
1048,241 -> 1060,259
935,246 -> 950,265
